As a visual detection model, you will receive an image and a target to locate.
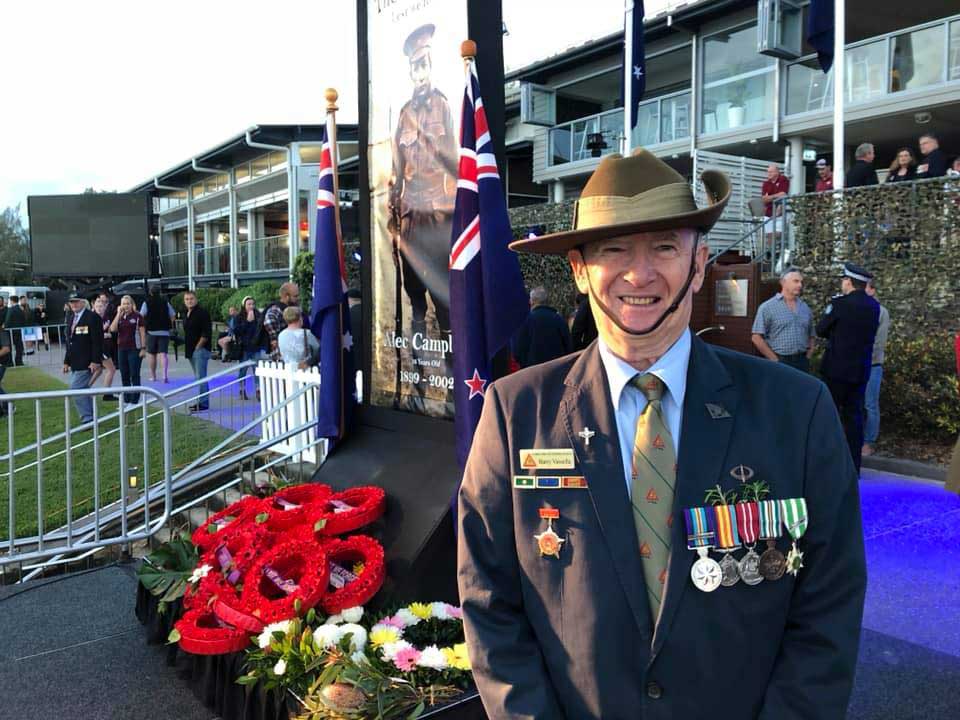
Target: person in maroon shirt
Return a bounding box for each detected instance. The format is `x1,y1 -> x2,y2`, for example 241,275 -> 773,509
815,159 -> 834,192
761,163 -> 790,216
109,294 -> 147,404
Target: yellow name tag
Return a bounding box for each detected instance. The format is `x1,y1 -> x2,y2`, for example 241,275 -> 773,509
519,449 -> 575,470
76,326 -> 88,335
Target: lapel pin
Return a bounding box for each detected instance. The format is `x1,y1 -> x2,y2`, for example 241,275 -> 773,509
578,426 -> 595,448
705,403 -> 731,420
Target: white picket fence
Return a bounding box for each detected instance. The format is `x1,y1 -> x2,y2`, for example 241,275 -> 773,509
255,361 -> 326,465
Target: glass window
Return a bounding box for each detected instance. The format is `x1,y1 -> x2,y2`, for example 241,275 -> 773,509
786,58 -> 833,114
299,145 -> 322,163
633,100 -> 660,147
549,126 -> 571,166
891,26 -> 946,93
234,164 -> 250,184
191,182 -> 204,199
660,93 -> 691,142
951,21 -> 960,81
845,40 -> 886,103
702,24 -> 775,132
269,150 -> 288,172
252,155 -> 270,177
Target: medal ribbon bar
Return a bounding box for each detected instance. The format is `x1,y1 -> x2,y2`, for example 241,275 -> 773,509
735,501 -> 760,545
684,507 -> 716,550
758,499 -> 782,540
713,504 -> 741,550
780,498 -> 808,539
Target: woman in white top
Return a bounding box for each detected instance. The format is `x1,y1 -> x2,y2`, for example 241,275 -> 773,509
277,306 -> 319,369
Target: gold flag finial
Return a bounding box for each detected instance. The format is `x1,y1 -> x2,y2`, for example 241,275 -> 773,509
325,88 -> 339,112
460,40 -> 477,59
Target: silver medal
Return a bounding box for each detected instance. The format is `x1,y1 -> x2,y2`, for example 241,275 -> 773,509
690,548 -> 722,592
719,552 -> 741,587
738,547 -> 764,586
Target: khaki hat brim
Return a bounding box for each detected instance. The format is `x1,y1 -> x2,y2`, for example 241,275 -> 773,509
510,169 -> 731,255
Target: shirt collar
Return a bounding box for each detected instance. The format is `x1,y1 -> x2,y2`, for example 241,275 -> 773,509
597,328 -> 691,410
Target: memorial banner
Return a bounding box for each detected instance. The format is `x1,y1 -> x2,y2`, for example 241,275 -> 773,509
366,0 -> 468,417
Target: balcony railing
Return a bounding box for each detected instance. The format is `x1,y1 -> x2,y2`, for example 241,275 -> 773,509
159,250 -> 188,278
786,14 -> 960,115
238,234 -> 289,273
195,244 -> 231,276
632,90 -> 692,148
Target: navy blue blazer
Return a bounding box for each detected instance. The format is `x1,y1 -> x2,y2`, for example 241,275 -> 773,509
458,337 -> 866,719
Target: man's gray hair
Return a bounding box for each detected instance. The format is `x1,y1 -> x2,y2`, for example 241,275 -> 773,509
530,286 -> 549,306
779,267 -> 802,281
855,143 -> 874,159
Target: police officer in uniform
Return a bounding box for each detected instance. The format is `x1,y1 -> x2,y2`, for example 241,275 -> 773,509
389,23 -> 458,340
816,262 -> 880,472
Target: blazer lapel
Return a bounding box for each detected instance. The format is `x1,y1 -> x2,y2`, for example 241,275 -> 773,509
651,336 -> 739,656
560,343 -> 654,639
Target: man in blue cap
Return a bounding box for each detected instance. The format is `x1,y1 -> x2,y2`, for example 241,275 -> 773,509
816,262 -> 880,471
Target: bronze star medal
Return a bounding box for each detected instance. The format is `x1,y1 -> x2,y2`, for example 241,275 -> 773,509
535,507 -> 564,558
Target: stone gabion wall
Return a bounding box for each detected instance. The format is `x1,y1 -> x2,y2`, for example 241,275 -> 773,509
508,201 -> 579,316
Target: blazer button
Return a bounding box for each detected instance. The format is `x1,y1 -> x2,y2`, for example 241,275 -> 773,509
646,681 -> 663,700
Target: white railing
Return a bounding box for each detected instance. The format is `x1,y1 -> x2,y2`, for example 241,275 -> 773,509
256,362 -> 325,465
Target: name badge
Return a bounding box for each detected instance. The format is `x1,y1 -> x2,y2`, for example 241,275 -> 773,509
76,326 -> 89,335
519,449 -> 575,470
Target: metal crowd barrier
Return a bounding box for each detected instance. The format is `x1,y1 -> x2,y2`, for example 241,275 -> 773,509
1,324 -> 69,370
0,386 -> 173,568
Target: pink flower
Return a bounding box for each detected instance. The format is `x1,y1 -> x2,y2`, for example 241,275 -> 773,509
393,647 -> 421,672
381,615 -> 406,629
446,605 -> 463,619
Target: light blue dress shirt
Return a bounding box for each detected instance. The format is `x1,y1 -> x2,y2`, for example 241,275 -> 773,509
597,329 -> 691,499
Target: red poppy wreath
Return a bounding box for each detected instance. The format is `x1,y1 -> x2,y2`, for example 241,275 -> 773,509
175,608 -> 251,655
263,482 -> 333,532
237,539 -> 331,625
311,486 -> 387,537
191,496 -> 266,553
320,535 -> 385,614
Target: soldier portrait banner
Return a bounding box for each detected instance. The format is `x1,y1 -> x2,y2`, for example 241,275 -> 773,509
365,0 -> 468,418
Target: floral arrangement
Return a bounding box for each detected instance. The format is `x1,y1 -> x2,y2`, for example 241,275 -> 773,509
136,531 -> 200,613
166,483 -> 387,655
238,601 -> 473,719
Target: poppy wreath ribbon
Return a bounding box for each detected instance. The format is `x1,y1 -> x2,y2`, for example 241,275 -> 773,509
204,526 -> 275,632
191,496 -> 266,553
175,608 -> 251,655
263,482 -> 334,532
238,539 -> 331,625
312,486 -> 387,537
320,535 -> 386,614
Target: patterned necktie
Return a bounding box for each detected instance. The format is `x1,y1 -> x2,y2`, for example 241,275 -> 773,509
630,373 -> 676,623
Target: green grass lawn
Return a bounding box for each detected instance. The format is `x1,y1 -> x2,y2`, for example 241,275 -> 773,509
0,368 -> 238,542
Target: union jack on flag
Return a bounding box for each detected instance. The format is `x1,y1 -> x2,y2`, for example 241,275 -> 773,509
449,57 -> 528,470
310,112 -> 355,449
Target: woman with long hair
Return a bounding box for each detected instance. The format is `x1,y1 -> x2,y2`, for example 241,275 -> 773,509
110,295 -> 147,404
93,296 -> 118,400
886,147 -> 917,183
233,295 -> 264,400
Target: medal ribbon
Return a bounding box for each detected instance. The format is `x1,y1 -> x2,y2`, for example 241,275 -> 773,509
779,498 -> 808,541
713,505 -> 741,549
684,507 -> 716,549
758,499 -> 782,540
735,502 -> 760,545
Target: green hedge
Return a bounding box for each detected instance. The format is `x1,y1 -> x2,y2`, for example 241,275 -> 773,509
170,288 -> 235,323
219,280 -> 282,321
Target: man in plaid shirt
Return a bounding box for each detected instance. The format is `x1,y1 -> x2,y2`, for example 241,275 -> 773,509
751,268 -> 815,372
263,282 -> 301,359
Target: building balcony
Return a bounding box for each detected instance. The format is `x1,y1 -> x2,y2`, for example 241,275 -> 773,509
238,234 -> 289,274
159,250 -> 188,278
195,245 -> 231,276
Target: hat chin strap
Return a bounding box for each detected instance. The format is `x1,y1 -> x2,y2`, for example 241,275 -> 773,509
581,237 -> 700,337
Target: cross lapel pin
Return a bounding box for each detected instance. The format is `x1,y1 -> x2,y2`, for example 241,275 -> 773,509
578,426 -> 596,447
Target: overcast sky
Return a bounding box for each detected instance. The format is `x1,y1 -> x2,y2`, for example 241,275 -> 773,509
0,0 -> 674,219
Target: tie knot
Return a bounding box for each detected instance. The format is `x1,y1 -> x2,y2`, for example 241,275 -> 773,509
633,373 -> 665,402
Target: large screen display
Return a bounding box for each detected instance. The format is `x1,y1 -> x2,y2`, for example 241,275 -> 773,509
28,193 -> 151,278
366,0 -> 468,418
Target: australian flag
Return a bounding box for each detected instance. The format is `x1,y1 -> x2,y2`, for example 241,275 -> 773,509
310,116 -> 355,449
628,0 -> 646,129
807,0 -> 835,72
449,59 -> 528,471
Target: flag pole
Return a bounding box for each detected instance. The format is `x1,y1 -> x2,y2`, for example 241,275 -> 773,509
461,38 -> 477,71
832,0 -> 845,188
325,88 -> 343,240
623,0 -> 634,154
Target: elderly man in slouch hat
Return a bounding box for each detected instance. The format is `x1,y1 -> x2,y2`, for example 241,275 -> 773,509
458,149 -> 866,720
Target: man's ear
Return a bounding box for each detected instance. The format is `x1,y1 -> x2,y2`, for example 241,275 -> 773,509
691,233 -> 709,294
567,249 -> 589,294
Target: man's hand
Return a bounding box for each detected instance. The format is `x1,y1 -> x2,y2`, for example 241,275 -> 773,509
62,364 -> 69,374
89,362 -> 101,373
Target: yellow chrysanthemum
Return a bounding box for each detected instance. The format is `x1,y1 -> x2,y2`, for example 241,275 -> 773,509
409,602 -> 433,620
353,561 -> 366,576
442,643 -> 472,671
369,626 -> 401,648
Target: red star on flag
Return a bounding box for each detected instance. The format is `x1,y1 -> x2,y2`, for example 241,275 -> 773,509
464,369 -> 487,399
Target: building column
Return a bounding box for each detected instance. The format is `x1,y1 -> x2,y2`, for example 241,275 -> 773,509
551,180 -> 565,204
287,145 -> 298,280
788,136 -> 805,195
186,200 -> 195,289
228,174 -> 238,288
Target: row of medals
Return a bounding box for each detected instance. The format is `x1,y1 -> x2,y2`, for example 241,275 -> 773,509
692,538 -> 793,592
